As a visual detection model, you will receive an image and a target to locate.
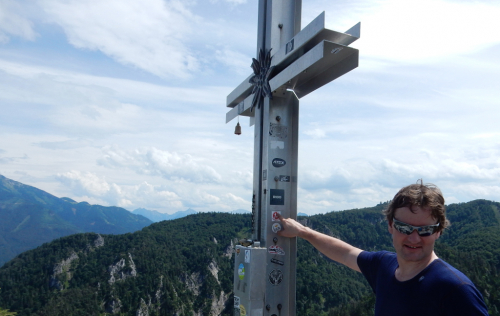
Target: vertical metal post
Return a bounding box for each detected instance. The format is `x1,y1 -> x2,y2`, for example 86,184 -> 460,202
252,1 -> 301,315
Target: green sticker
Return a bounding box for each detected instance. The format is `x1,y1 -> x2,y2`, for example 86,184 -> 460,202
238,263 -> 245,280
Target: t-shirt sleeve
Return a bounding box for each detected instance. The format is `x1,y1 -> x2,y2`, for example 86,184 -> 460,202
441,283 -> 489,315
357,251 -> 383,293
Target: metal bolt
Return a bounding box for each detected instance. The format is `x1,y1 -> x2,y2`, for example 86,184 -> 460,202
277,304 -> 282,310
266,304 -> 271,311
274,176 -> 279,182
278,23 -> 283,29
273,237 -> 278,243
276,116 -> 281,122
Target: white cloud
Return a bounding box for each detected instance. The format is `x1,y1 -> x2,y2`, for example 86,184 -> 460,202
1,0 -> 500,216
98,146 -> 222,183
56,170 -> 183,210
214,48 -> 252,75
40,0 -> 200,79
209,0 -> 247,4
224,192 -> 248,205
57,170 -> 112,197
303,128 -> 327,139
357,0 -> 500,64
0,154 -> 29,164
0,0 -> 37,43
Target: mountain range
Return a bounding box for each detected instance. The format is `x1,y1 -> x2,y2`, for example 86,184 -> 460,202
132,207 -> 198,222
132,208 -> 253,223
0,174 -> 152,266
0,198 -> 499,315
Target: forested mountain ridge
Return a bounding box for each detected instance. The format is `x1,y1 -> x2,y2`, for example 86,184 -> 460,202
132,208 -> 198,222
0,200 -> 499,315
0,175 -> 152,266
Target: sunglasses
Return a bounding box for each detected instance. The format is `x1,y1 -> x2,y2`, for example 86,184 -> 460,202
392,218 -> 440,237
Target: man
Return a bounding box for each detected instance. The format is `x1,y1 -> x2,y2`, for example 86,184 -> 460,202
277,182 -> 489,315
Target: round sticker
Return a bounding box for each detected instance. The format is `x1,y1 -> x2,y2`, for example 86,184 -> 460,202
240,305 -> 247,315
272,223 -> 282,233
238,263 -> 245,280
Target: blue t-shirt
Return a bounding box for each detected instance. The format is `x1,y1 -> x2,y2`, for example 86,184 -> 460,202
357,251 -> 489,316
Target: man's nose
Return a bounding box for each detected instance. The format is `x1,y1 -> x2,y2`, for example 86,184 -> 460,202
407,229 -> 422,242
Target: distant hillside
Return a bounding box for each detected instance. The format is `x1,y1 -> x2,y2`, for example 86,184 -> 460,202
132,207 -> 197,222
230,209 -> 250,214
132,208 -> 250,222
0,175 -> 152,266
0,200 -> 499,315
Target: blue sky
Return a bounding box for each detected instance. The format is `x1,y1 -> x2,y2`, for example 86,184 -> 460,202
1,0 -> 499,215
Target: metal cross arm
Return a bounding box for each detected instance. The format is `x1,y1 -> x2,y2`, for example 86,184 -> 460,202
225,11 -> 360,124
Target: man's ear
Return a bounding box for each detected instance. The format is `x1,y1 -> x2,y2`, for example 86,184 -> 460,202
388,220 -> 393,234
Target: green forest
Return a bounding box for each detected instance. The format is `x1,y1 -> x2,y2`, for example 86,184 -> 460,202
0,199 -> 499,315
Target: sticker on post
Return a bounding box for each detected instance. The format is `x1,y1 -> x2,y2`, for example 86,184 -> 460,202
269,269 -> 284,286
244,250 -> 250,263
272,158 -> 286,168
269,123 -> 288,139
286,39 -> 294,54
279,175 -> 290,182
270,189 -> 284,205
234,296 -> 240,308
272,223 -> 282,233
239,305 -> 247,316
271,258 -> 284,266
238,263 -> 245,280
236,248 -> 240,256
268,245 -> 285,255
272,211 -> 281,221
270,140 -> 284,149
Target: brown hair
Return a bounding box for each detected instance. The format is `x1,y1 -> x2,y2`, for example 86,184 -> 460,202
383,180 -> 450,233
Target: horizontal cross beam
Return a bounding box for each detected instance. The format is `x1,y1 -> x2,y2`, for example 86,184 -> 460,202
226,11 -> 360,111
226,39 -> 358,123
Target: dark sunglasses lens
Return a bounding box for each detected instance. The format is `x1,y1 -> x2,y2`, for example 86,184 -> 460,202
418,226 -> 436,237
394,222 -> 412,235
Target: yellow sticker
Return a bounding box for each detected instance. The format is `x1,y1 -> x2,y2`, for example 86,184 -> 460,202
239,304 -> 247,316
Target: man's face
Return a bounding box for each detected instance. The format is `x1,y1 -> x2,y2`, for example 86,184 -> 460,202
388,205 -> 440,265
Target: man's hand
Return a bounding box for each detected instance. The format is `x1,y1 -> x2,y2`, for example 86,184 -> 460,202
276,212 -> 306,238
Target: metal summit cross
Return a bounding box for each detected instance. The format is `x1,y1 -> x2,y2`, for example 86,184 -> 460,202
227,1 -> 360,315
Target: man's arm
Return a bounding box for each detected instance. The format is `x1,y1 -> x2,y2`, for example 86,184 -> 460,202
277,213 -> 363,272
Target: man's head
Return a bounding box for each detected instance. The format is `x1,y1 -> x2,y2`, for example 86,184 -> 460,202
383,181 -> 450,233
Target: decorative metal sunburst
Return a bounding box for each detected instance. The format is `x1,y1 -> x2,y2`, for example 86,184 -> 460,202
249,49 -> 275,112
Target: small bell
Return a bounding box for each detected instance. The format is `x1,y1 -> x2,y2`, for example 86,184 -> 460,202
234,122 -> 242,135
